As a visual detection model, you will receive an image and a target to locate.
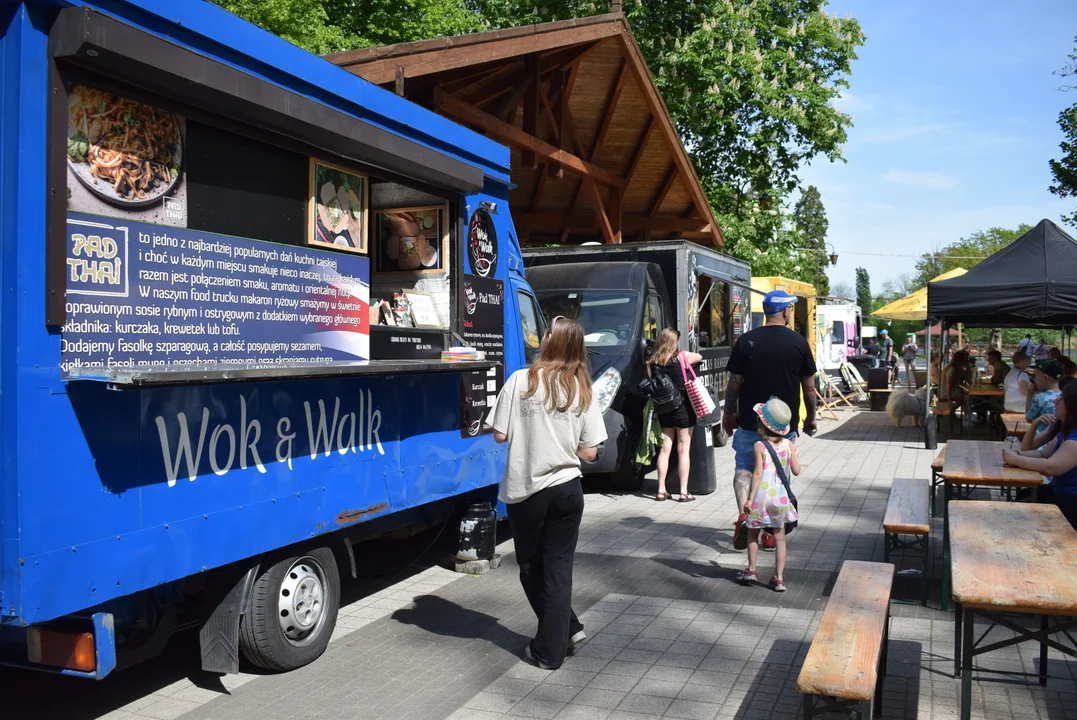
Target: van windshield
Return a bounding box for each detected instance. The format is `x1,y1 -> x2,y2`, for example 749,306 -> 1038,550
536,291 -> 639,352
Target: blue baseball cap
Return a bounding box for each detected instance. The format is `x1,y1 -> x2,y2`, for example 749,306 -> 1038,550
762,290 -> 798,315
880,329 -> 888,335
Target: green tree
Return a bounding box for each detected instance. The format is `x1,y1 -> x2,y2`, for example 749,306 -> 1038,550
792,185 -> 830,296
209,0 -> 487,53
912,225 -> 1033,290
1049,36 -> 1077,226
855,267 -> 871,313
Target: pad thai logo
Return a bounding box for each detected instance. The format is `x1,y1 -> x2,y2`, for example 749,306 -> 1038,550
66,218 -> 130,298
467,207 -> 498,278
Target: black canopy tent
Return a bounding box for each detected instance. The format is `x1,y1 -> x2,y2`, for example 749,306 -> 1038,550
927,219 -> 1077,328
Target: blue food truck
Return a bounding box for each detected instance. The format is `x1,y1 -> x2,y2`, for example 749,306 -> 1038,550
0,0 -> 547,678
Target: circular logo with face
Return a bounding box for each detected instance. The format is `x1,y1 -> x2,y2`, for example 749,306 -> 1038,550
467,207 -> 498,278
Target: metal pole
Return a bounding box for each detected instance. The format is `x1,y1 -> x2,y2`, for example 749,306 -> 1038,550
925,317 -> 937,449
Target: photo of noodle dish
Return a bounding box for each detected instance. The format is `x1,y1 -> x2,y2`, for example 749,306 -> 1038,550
66,85 -> 183,207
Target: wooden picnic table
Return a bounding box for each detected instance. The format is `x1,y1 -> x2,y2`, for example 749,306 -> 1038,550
939,440 -> 1043,610
965,383 -> 1004,397
950,501 -> 1077,720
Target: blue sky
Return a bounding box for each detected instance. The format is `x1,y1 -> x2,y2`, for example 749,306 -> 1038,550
802,0 -> 1077,295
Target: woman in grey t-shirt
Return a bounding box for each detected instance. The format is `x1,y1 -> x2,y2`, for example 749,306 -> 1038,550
492,317 -> 607,670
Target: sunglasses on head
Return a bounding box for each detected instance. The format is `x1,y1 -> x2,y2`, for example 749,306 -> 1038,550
550,315 -> 566,329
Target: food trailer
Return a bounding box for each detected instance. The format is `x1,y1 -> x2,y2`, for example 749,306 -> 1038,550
816,303 -> 864,373
523,242 -> 751,490
0,1 -> 544,678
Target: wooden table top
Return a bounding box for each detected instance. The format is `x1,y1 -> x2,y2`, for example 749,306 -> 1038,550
796,561 -> 895,700
941,440 -> 1043,487
931,446 -> 947,473
950,501 -> 1077,614
1000,412 -> 1032,438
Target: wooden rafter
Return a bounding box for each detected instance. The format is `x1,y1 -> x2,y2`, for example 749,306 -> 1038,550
462,43 -> 596,109
584,178 -> 616,244
589,59 -> 627,161
648,166 -> 678,217
434,89 -> 627,189
517,214 -> 710,232
623,117 -> 655,187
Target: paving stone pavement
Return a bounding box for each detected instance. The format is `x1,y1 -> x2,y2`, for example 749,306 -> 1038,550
4,409 -> 1077,720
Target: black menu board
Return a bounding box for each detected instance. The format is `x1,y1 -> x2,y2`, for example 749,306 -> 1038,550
459,274 -> 504,437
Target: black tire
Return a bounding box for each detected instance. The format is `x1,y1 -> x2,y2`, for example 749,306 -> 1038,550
239,547 -> 340,672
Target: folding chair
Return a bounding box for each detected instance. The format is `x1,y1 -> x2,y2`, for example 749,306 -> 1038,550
840,363 -> 869,402
818,371 -> 858,411
815,385 -> 840,421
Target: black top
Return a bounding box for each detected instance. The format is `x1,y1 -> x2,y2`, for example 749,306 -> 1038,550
652,355 -> 688,391
865,343 -> 880,358
726,325 -> 817,433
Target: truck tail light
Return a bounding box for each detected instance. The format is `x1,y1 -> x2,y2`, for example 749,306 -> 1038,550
27,627 -> 96,672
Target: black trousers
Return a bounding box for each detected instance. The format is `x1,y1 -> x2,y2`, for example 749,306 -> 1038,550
506,477 -> 585,669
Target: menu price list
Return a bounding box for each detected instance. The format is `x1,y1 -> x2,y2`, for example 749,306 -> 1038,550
62,212 -> 370,375
460,275 -> 504,437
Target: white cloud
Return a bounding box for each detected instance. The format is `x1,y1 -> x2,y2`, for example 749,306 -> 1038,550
882,170 -> 957,190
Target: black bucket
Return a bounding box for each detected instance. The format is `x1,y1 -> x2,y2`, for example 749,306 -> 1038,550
456,502 -> 496,562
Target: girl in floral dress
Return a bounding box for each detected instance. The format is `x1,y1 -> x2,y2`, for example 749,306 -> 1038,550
736,397 -> 800,592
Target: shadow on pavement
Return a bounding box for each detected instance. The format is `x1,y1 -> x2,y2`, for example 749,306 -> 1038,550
392,595 -> 531,656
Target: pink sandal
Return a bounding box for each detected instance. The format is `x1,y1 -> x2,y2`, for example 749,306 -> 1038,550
736,569 -> 757,585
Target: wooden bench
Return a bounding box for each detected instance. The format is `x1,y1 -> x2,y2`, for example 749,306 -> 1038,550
883,478 -> 931,606
933,401 -> 960,435
999,412 -> 1031,439
930,446 -> 947,517
797,561 -> 895,718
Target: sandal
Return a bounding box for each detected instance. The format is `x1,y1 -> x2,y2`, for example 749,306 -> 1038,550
736,568 -> 757,585
676,493 -> 696,502
769,577 -> 787,593
655,492 -> 669,501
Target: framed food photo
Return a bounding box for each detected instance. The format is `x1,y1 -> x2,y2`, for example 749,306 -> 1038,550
374,205 -> 448,275
308,159 -> 367,254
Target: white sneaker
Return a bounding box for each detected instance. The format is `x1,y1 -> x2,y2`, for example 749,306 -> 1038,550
567,630 -> 587,655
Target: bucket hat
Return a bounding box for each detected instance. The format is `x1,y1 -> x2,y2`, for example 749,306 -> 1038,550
754,397 -> 792,436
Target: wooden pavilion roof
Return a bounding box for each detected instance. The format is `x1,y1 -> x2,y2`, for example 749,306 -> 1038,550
327,12 -> 724,247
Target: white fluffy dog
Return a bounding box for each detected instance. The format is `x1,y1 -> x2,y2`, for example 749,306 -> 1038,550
886,387 -> 927,428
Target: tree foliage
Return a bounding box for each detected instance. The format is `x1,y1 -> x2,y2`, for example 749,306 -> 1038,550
912,225 -> 1033,290
1050,36 -> 1077,226
855,267 -> 871,313
791,185 -> 830,296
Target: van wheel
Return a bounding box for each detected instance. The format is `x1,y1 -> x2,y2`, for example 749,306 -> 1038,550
713,426 -> 729,448
239,547 -> 340,671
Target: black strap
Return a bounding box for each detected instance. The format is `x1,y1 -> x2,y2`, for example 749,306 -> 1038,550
761,440 -> 793,498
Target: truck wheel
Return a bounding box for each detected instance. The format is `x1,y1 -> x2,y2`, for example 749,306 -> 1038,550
713,426 -> 729,448
239,547 -> 340,671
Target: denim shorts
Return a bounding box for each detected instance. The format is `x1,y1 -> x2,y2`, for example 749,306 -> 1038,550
732,428 -> 798,472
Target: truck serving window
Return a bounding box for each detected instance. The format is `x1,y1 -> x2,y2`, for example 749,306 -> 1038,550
696,277 -> 731,348
518,292 -> 544,364
832,321 -> 846,344
536,292 -> 638,352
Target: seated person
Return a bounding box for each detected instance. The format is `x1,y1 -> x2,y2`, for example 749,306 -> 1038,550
1004,351 -> 1032,413
1027,360 -> 1063,437
1004,381 -> 1077,528
1063,357 -> 1077,379
986,349 -> 1009,386
942,350 -> 972,407
1049,346 -> 1063,361
1021,377 -> 1074,452
864,338 -> 881,367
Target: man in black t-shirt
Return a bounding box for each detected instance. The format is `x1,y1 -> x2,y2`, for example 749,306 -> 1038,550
723,290 -> 817,551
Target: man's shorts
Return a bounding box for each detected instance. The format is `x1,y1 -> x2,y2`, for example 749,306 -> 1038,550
732,428 -> 798,473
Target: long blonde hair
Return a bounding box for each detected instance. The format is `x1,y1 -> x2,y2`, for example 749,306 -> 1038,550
647,328 -> 680,366
526,317 -> 593,413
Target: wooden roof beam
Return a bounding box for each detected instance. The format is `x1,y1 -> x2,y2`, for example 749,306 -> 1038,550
589,59 -> 627,161
614,33 -> 722,247
584,178 -> 617,244
434,89 -> 627,189
516,214 -> 710,232
464,42 -> 597,108
648,166 -> 678,217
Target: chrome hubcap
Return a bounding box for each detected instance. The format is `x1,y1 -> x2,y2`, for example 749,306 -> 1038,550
277,557 -> 328,646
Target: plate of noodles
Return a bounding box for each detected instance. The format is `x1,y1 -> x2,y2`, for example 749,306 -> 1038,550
66,86 -> 183,208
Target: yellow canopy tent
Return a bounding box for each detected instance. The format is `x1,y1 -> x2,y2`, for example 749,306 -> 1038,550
872,268 -> 968,321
